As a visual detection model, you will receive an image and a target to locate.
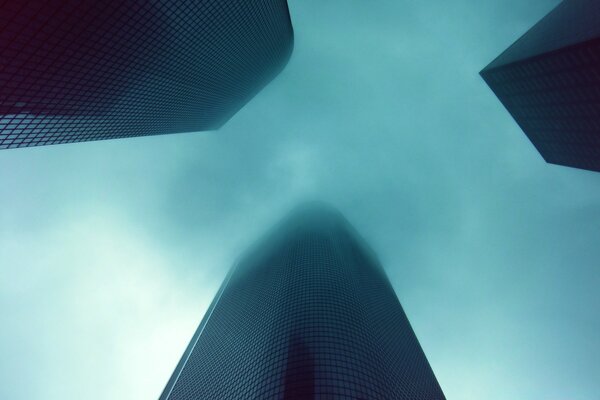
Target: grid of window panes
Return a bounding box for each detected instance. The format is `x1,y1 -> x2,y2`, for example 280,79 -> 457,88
0,1 -> 293,149
162,204 -> 446,400
482,38 -> 600,172
484,0 -> 600,70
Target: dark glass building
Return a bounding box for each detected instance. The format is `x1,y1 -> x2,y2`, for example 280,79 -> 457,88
0,1 -> 293,149
481,0 -> 600,172
161,203 -> 446,399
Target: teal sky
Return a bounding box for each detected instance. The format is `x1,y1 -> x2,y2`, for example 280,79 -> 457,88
1,1 -> 599,399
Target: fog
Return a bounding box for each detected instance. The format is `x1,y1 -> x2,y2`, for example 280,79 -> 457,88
1,1 -> 599,398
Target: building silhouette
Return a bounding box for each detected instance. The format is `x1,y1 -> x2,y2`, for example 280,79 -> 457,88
161,203 -> 446,399
481,0 -> 600,172
0,1 -> 293,149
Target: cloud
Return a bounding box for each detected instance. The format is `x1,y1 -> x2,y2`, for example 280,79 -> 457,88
1,0 -> 599,399
0,209 -> 220,399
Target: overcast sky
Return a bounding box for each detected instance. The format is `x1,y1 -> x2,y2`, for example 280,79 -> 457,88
1,1 -> 599,399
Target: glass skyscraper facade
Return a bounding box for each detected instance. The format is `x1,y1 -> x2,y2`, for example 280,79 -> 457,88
0,1 -> 293,149
161,203 -> 446,399
481,0 -> 600,172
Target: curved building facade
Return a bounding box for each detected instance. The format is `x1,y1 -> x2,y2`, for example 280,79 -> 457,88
0,1 -> 294,149
161,203 -> 446,399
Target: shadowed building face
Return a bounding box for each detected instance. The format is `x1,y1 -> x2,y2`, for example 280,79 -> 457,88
161,203 -> 446,400
0,1 -> 293,149
481,0 -> 600,172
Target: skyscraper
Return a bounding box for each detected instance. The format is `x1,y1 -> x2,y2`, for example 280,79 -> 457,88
481,0 -> 600,172
161,203 -> 446,399
0,1 -> 293,149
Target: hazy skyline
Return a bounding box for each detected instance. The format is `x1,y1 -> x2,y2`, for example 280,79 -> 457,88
1,1 -> 599,399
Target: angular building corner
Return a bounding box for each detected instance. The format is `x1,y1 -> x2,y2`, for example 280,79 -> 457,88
480,0 -> 600,172
0,1 -> 294,149
160,202 -> 446,399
